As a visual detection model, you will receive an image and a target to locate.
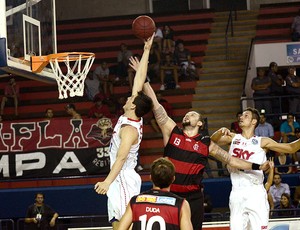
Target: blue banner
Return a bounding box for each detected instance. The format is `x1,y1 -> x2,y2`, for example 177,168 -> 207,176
287,44 -> 300,63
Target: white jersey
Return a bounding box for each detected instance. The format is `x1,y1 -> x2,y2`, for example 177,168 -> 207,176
109,115 -> 143,170
107,115 -> 143,221
229,134 -> 267,188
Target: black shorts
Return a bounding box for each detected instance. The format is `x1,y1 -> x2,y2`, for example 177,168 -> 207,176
175,190 -> 204,230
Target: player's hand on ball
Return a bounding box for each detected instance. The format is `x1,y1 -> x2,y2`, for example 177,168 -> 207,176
94,181 -> 110,195
144,33 -> 155,51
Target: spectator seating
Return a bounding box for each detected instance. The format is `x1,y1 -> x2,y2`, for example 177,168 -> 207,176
255,2 -> 300,44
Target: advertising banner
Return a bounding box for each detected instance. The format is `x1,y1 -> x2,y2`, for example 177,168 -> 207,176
0,118 -> 116,179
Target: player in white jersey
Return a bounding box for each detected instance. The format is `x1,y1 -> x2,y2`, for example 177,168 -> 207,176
211,107 -> 300,230
94,34 -> 154,230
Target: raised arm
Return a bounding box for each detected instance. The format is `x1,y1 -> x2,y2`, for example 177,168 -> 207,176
143,82 -> 176,145
261,136 -> 300,154
131,34 -> 155,96
209,141 -> 269,171
265,158 -> 274,192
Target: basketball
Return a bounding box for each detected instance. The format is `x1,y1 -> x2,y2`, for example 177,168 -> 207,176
132,15 -> 156,40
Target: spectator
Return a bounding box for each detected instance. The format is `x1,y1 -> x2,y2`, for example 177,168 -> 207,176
88,94 -> 112,119
114,96 -> 126,117
230,111 -> 242,134
280,113 -> 300,167
251,68 -> 272,115
280,113 -> 300,143
147,44 -> 161,82
128,54 -> 141,90
174,40 -> 198,79
285,66 -> 300,115
162,24 -> 174,54
154,27 -> 163,52
291,9 -> 300,41
159,53 -> 180,90
269,173 -> 291,208
65,103 -> 81,119
268,62 -> 285,115
44,108 -> 54,120
255,112 -> 274,138
293,185 -> 300,208
274,152 -> 293,174
0,77 -> 19,117
85,71 -> 100,101
25,192 -> 59,230
94,61 -> 114,99
273,193 -> 296,217
150,93 -> 173,133
116,43 -> 133,80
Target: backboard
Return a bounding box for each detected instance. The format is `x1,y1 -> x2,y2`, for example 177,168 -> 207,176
0,0 -> 57,83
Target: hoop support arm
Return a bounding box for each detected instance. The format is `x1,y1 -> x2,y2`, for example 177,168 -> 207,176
31,55 -> 50,73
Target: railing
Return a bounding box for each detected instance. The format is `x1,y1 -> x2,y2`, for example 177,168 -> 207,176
242,37 -> 254,98
240,94 -> 300,119
225,3 -> 237,59
16,215 -> 110,230
0,219 -> 14,230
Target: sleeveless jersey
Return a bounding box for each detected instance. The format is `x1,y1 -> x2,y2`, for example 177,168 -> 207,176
228,134 -> 267,188
130,189 -> 184,230
109,115 -> 143,170
164,126 -> 210,193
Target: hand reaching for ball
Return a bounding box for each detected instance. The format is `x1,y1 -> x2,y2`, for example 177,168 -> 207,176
144,33 -> 155,51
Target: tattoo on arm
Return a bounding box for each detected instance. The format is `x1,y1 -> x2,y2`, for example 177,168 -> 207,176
153,105 -> 169,126
214,146 -> 232,164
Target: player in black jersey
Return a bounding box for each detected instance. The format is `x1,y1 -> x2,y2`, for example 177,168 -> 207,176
143,82 -> 270,230
119,157 -> 193,230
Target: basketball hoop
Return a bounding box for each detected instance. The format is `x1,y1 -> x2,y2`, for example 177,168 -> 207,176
31,52 -> 95,99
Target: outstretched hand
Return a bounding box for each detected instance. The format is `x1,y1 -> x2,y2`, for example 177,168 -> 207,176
143,33 -> 155,51
129,56 -> 140,72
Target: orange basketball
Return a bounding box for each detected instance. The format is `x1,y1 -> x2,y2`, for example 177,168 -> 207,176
132,15 -> 156,40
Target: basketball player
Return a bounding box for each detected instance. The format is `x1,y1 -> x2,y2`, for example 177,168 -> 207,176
211,107 -> 300,230
142,83 -> 270,230
94,34 -> 154,230
119,157 -> 193,230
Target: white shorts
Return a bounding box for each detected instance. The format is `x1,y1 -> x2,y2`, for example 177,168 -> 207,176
229,185 -> 269,230
107,169 -> 141,222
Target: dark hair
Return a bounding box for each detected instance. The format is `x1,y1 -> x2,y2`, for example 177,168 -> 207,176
133,91 -> 153,117
244,107 -> 260,128
45,108 -> 53,113
65,104 -> 75,110
269,62 -> 278,69
236,111 -> 242,117
151,157 -> 175,189
35,192 -> 44,199
280,193 -> 292,209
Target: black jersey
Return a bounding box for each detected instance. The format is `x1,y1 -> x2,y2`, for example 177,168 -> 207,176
130,189 -> 184,230
164,126 -> 210,194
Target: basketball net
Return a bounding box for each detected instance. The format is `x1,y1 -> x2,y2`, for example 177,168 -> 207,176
31,52 -> 95,99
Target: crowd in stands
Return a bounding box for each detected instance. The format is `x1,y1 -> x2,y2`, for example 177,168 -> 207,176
2,17 -> 300,223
